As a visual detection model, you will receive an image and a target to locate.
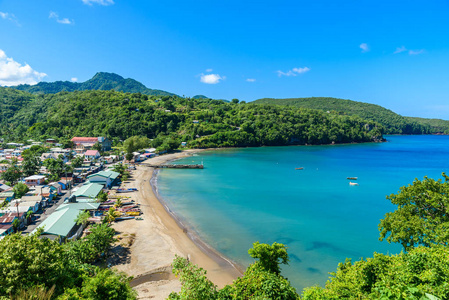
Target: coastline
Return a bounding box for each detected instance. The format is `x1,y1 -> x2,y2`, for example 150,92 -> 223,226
109,150 -> 242,299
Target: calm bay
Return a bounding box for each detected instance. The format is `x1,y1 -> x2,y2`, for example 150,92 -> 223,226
156,135 -> 449,291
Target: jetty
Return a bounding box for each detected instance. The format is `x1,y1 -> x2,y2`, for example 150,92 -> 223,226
147,164 -> 204,169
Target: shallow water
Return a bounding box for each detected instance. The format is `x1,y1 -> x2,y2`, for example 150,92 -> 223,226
157,135 -> 449,292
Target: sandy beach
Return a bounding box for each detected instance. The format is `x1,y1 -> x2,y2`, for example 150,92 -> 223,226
108,150 -> 242,299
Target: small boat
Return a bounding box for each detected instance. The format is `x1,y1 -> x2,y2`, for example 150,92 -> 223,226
295,167 -> 304,170
347,177 -> 358,180
349,182 -> 359,186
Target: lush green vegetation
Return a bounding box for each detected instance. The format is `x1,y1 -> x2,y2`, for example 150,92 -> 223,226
405,116 -> 449,134
0,224 -> 136,299
253,97 -> 440,134
0,88 -> 383,149
10,72 -> 175,96
169,242 -> 298,300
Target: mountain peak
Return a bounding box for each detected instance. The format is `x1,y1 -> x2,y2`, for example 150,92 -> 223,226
9,72 -> 176,96
90,72 -> 125,82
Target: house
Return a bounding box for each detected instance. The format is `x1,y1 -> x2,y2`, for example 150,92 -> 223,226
46,138 -> 57,144
0,224 -> 14,237
71,137 -> 112,151
0,184 -> 11,192
31,207 -> 83,241
86,170 -> 120,188
24,175 -> 46,186
16,195 -> 43,213
0,191 -> 14,203
102,156 -> 114,164
49,182 -> 63,195
84,150 -> 101,161
59,177 -> 73,190
72,183 -> 103,201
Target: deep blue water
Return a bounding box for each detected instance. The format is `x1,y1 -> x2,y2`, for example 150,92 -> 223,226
156,135 -> 449,292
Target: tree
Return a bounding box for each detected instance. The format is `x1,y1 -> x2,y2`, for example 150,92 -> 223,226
125,152 -> 134,162
75,211 -> 90,226
21,151 -> 41,177
169,242 -> 298,300
71,156 -> 84,168
61,269 -> 136,300
123,136 -> 150,154
0,231 -> 79,296
97,190 -> 108,202
379,173 -> 449,250
13,182 -> 29,199
12,218 -> 19,233
112,163 -> 126,175
302,245 -> 449,300
248,241 -> 289,275
0,162 -> 22,186
103,207 -> 120,224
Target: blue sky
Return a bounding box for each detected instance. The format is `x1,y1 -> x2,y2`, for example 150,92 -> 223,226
1,0 -> 448,118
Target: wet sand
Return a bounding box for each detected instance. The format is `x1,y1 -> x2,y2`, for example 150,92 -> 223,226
109,150 -> 242,299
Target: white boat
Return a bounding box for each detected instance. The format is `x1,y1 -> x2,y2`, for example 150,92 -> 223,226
349,182 -> 359,186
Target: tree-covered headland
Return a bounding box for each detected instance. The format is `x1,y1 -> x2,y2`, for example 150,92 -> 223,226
0,87 -> 384,149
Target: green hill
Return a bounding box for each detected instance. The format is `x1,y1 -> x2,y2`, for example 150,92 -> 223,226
404,116 -> 449,134
10,72 -> 176,96
0,88 -> 383,147
253,97 -> 433,134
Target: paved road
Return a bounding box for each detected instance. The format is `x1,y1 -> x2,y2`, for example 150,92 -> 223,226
21,187 -> 75,235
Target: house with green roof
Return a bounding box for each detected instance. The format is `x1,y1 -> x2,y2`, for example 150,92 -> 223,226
31,207 -> 82,241
72,183 -> 103,202
86,170 -> 120,188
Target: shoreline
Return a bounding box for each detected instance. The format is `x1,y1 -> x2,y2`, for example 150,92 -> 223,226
109,150 -> 242,299
149,167 -> 245,275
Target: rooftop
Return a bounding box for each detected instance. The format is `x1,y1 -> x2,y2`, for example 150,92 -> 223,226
31,207 -> 80,237
72,182 -> 103,199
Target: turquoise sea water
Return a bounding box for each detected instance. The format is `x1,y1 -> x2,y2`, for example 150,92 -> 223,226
156,135 -> 449,292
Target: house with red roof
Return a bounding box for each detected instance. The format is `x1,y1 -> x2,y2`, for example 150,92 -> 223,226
84,150 -> 101,161
71,137 -> 112,151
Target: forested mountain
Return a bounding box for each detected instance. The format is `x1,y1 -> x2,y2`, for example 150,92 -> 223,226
253,97 -> 440,134
0,88 -> 383,148
10,72 -> 176,96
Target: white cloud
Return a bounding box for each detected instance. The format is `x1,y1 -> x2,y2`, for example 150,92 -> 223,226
206,68 -> 213,72
71,77 -> 78,82
393,46 -> 425,55
49,11 -> 74,25
200,73 -> 224,84
394,46 -> 407,54
246,78 -> 256,82
0,49 -> 47,86
82,0 -> 114,5
277,67 -> 310,77
360,43 -> 369,52
409,49 -> 425,55
0,12 -> 20,26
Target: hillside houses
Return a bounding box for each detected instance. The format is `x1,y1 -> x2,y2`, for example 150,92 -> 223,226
71,137 -> 112,151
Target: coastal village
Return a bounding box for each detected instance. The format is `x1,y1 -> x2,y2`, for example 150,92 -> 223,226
0,136 -> 155,240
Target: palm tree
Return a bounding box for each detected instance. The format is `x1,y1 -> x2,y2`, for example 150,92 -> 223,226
75,210 -> 90,226
26,210 -> 33,225
103,207 -> 120,224
114,198 -> 123,208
